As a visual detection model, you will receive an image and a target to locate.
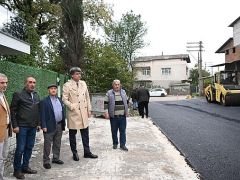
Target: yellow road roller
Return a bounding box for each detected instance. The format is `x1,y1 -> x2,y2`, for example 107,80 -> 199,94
205,71 -> 240,106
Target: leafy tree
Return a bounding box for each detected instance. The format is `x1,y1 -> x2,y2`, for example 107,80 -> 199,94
0,0 -> 113,72
1,22 -> 43,67
83,0 -> 112,28
84,36 -> 132,93
189,64 -> 211,86
1,16 -> 26,40
0,0 -> 62,67
1,0 -> 62,36
105,10 -> 147,71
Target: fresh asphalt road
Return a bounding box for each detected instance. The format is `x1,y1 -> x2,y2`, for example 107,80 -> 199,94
149,97 -> 240,180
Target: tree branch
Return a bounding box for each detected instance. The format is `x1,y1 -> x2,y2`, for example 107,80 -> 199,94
0,2 -> 12,11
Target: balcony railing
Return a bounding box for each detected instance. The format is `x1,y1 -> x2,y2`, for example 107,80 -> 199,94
0,5 -> 26,41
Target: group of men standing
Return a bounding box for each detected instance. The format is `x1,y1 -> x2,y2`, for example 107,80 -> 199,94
0,67 -> 129,180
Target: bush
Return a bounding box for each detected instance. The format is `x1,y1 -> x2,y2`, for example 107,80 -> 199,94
0,61 -> 65,102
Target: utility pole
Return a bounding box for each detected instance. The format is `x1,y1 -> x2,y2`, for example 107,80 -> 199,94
187,41 -> 204,96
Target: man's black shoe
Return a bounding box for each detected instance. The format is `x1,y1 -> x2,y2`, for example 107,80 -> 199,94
13,171 -> 25,179
120,145 -> 128,151
113,144 -> 118,149
22,167 -> 37,174
73,152 -> 79,161
84,153 -> 98,159
43,163 -> 51,169
52,159 -> 64,164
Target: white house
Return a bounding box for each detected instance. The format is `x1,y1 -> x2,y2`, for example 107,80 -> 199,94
0,5 -> 30,55
133,54 -> 191,89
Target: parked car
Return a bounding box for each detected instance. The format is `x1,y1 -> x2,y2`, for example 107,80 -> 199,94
149,88 -> 167,97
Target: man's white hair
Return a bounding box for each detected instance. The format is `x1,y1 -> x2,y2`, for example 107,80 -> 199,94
0,73 -> 7,78
112,79 -> 121,85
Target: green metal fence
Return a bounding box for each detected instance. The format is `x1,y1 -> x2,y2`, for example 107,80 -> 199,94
0,60 -> 66,102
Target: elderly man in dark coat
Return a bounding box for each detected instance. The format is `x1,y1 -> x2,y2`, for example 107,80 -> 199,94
40,84 -> 65,170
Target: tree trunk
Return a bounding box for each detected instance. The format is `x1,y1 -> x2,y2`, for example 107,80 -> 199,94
60,0 -> 84,70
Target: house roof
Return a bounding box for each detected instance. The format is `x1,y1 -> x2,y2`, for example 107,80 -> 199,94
211,63 -> 227,67
215,38 -> 233,53
229,16 -> 240,27
211,60 -> 240,67
134,54 -> 191,63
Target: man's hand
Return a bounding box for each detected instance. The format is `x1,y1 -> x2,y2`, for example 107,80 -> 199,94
88,111 -> 92,118
42,128 -> 47,133
104,112 -> 110,119
13,127 -> 19,134
126,113 -> 129,117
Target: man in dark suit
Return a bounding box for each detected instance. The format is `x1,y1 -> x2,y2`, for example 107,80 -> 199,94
137,85 -> 150,118
40,84 -> 65,169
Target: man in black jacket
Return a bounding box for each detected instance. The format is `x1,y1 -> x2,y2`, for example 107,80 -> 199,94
137,85 -> 150,118
10,76 -> 40,179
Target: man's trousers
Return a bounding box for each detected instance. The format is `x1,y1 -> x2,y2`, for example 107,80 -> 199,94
110,116 -> 127,146
43,123 -> 63,164
0,138 -> 8,180
138,101 -> 149,118
69,127 -> 91,155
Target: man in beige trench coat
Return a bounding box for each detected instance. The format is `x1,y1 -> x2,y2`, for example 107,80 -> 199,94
62,67 -> 98,161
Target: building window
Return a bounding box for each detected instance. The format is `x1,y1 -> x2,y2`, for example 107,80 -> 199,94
232,47 -> 236,53
142,67 -> 151,75
225,49 -> 229,55
162,68 -> 171,75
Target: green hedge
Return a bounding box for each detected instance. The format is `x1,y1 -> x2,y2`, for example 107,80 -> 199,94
0,61 -> 66,103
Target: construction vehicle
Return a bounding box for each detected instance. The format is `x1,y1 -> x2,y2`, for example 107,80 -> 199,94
204,70 -> 240,106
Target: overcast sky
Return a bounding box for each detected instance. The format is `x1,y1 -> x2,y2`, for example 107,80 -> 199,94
104,0 -> 239,69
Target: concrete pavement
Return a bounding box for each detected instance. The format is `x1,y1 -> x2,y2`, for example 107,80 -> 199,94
4,117 -> 199,180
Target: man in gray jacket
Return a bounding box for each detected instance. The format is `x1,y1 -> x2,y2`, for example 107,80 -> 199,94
104,80 -> 129,151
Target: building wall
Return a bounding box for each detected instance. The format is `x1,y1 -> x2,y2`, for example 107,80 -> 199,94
233,20 -> 240,47
134,59 -> 189,88
151,80 -> 180,88
221,26 -> 240,63
170,83 -> 190,95
224,40 -> 240,63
